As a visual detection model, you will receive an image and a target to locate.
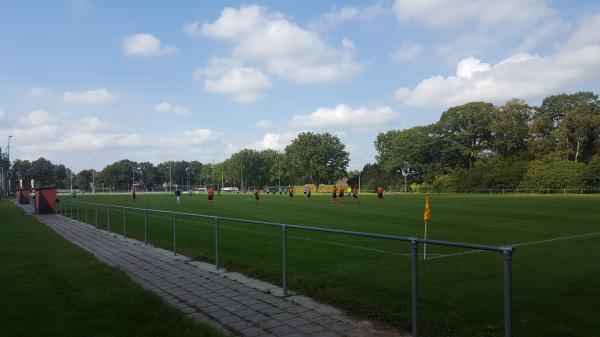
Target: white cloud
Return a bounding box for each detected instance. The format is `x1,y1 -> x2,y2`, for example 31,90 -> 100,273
187,5 -> 363,84
62,88 -> 118,105
249,131 -> 298,151
154,102 -> 191,115
196,57 -> 271,102
20,110 -> 53,126
155,102 -> 171,112
122,33 -> 178,56
290,104 -> 397,128
0,109 -> 5,120
390,42 -> 424,62
157,129 -> 223,147
27,86 -> 49,98
395,14 -> 600,107
256,120 -> 273,129
393,0 -> 552,29
309,4 -> 388,30
0,109 -> 224,162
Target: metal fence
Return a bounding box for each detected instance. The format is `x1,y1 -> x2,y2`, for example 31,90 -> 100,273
384,187 -> 600,194
58,199 -> 516,337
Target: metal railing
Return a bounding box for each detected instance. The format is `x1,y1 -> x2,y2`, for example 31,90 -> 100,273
58,199 -> 516,337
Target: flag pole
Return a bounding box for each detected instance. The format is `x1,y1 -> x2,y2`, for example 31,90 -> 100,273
424,220 -> 428,260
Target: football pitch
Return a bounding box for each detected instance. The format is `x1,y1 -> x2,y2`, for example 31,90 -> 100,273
69,193 -> 600,337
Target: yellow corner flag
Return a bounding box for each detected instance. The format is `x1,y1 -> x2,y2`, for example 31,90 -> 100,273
423,194 -> 431,222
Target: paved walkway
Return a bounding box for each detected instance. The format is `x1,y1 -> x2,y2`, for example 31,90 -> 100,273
24,206 -> 404,337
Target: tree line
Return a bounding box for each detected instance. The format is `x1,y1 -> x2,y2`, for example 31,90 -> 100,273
3,132 -> 349,192
370,92 -> 600,192
3,91 -> 599,193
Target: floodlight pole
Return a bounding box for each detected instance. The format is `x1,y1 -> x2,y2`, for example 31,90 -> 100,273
221,162 -> 224,191
92,157 -> 95,194
7,135 -> 12,195
186,167 -> 190,191
0,147 -> 4,195
240,154 -> 243,192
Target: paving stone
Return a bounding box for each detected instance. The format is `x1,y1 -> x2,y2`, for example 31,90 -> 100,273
283,317 -> 311,328
267,324 -> 298,336
239,326 -> 267,337
295,323 -> 325,334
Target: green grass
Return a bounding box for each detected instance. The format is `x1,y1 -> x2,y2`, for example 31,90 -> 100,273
0,201 -> 223,337
70,192 -> 600,337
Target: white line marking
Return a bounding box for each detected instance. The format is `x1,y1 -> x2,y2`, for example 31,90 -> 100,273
428,231 -> 600,260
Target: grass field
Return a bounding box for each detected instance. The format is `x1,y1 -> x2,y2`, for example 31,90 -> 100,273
0,201 -> 223,337
67,192 -> 600,337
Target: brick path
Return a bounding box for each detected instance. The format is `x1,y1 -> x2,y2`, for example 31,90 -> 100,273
26,206 -> 404,337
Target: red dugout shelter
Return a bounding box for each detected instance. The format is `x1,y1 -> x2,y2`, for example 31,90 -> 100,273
34,187 -> 57,214
17,189 -> 31,204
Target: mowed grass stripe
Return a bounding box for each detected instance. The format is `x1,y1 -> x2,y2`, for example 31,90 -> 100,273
0,202 -> 223,337
74,193 -> 600,337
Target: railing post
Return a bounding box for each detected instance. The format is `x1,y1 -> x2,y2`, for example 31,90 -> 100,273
123,208 -> 127,238
95,205 -> 98,228
144,209 -> 148,246
282,225 -> 288,296
410,239 -> 419,337
172,212 -> 177,255
214,217 -> 220,269
107,207 -> 110,232
503,248 -> 514,337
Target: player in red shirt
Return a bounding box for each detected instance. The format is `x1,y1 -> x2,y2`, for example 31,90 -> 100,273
207,187 -> 215,206
376,185 -> 384,203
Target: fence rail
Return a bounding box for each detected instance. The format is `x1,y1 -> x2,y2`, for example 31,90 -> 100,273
58,199 -> 515,337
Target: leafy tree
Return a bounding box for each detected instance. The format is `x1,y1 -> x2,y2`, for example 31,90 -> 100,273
10,159 -> 32,188
375,125 -> 461,183
30,157 -> 55,187
52,164 -> 69,189
530,92 -> 600,161
438,102 -> 495,167
76,169 -> 94,191
519,159 -> 585,190
284,132 -> 349,189
492,99 -> 532,157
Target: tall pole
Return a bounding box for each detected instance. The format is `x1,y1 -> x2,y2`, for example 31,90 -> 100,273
132,166 -> 135,189
186,167 -> 190,191
240,154 -> 243,192
92,157 -> 95,194
221,162 -> 224,190
7,135 -> 12,195
1,147 -> 4,195
70,169 -> 73,192
169,161 -> 172,192
358,173 -> 361,194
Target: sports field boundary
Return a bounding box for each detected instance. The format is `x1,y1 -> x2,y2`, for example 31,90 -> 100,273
61,199 -> 518,337
22,203 -> 406,337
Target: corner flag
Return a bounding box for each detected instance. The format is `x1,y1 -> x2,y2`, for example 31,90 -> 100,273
423,194 -> 430,259
423,194 -> 431,222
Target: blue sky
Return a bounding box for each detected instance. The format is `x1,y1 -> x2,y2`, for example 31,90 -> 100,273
1,0 -> 600,172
